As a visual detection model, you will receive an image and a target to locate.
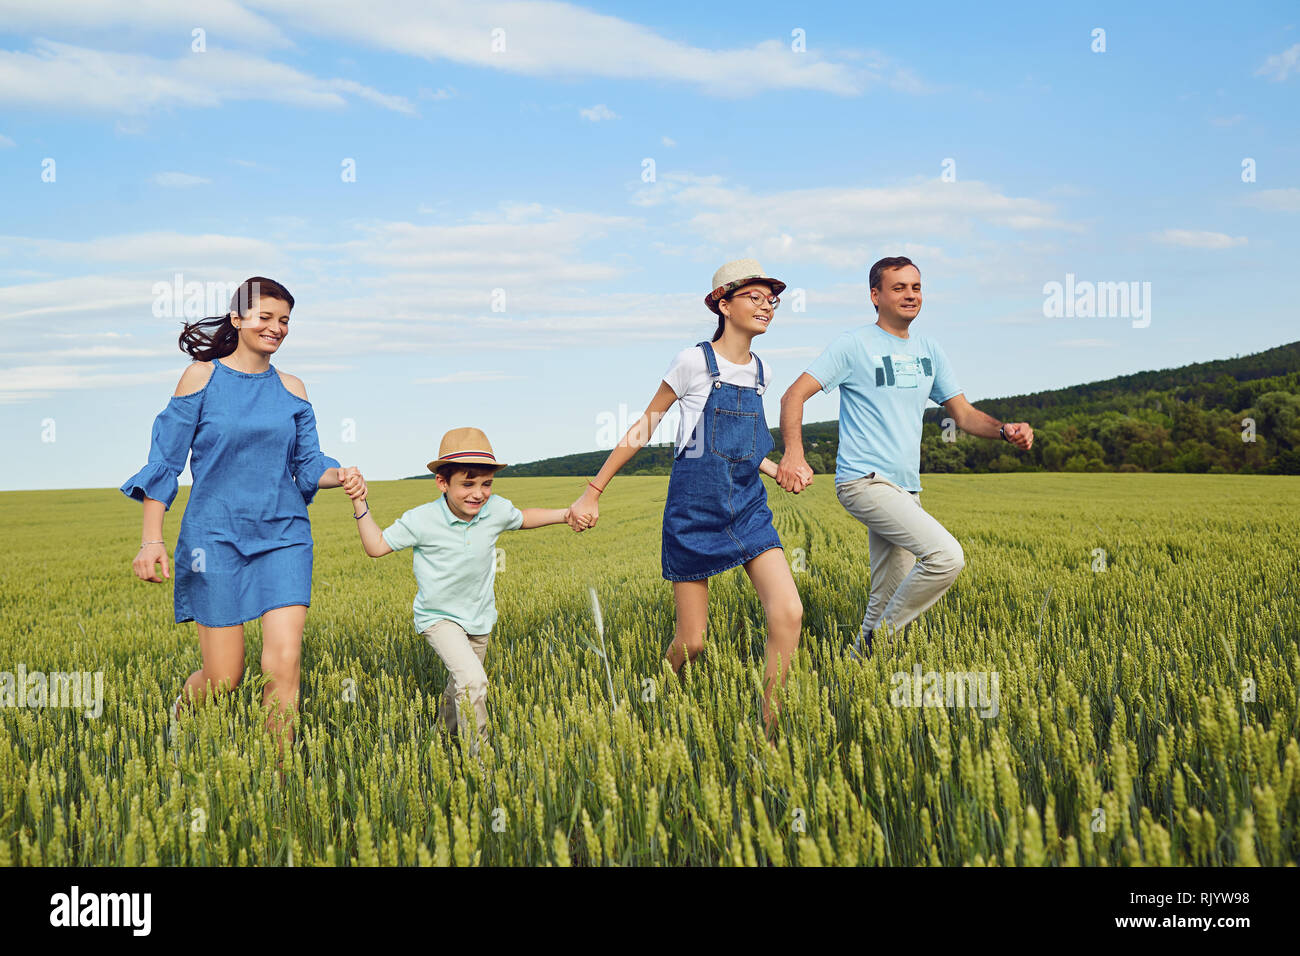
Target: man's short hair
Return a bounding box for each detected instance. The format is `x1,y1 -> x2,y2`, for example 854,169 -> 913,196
869,256 -> 919,314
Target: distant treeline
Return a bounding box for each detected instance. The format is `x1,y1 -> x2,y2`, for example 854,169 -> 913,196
437,341 -> 1300,478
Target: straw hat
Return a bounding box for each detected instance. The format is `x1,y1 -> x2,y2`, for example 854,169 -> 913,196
426,426 -> 507,472
704,258 -> 787,315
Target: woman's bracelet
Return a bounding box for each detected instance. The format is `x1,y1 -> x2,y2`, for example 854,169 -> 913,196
587,480 -> 606,495
354,506 -> 369,520
140,540 -> 164,548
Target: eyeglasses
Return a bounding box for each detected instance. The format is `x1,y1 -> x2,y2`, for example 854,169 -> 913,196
729,291 -> 780,310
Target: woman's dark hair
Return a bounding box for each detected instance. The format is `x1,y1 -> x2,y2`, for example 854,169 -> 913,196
178,276 -> 295,361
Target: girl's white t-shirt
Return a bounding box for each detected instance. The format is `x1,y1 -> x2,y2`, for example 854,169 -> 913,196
661,345 -> 771,457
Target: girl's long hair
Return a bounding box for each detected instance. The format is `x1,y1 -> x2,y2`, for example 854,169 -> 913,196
711,292 -> 732,342
178,276 -> 295,361
711,309 -> 726,342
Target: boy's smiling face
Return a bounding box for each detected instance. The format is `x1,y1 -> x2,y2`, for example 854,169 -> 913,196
435,467 -> 499,521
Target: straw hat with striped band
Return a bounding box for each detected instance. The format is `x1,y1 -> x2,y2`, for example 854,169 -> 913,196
704,258 -> 787,315
426,426 -> 507,472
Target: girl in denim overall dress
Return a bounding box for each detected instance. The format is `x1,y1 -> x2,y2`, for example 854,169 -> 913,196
569,260 -> 806,735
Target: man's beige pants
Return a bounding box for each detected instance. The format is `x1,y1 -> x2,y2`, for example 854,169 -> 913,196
836,473 -> 965,645
420,619 -> 491,745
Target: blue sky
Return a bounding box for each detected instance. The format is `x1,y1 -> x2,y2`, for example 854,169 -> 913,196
1,0 -> 1297,491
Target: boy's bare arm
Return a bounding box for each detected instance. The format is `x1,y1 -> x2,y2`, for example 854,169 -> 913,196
518,507 -> 571,530
352,494 -> 393,556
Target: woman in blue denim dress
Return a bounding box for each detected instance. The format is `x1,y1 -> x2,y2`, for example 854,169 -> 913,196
569,260 -> 807,735
123,277 -> 366,754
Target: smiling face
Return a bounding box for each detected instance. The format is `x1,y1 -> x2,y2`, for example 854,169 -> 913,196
231,296 -> 291,355
435,467 -> 499,520
871,265 -> 922,325
719,281 -> 777,335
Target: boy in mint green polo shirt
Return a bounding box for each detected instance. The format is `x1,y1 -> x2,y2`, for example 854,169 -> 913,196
346,427 -> 576,751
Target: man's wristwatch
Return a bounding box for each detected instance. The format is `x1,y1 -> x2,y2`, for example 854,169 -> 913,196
999,424 -> 1008,442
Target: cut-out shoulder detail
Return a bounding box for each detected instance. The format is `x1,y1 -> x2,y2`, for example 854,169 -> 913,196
174,361 -> 215,397
276,370 -> 309,401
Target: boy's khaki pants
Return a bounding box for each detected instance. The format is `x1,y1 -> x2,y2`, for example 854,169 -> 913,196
835,473 -> 966,644
420,620 -> 491,745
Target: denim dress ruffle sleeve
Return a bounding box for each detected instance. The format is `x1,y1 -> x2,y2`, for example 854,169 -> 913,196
121,390 -> 201,510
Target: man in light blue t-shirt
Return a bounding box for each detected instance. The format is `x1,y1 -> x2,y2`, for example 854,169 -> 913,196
777,257 -> 1034,656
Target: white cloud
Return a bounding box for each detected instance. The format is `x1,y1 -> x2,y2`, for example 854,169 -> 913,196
1239,188 -> 1300,213
1256,43 -> 1300,81
580,103 -> 618,122
0,0 -> 290,47
631,171 -> 726,207
0,133 -> 14,147
1056,338 -> 1113,348
634,172 -> 1071,268
246,0 -> 914,97
0,275 -> 162,322
46,330 -> 133,338
0,231 -> 281,266
152,171 -> 210,187
283,362 -> 352,374
0,363 -> 176,403
0,4 -> 928,102
416,371 -> 525,383
7,345 -> 172,360
328,77 -> 416,113
339,206 -> 635,280
662,136 -> 676,147
0,39 -> 415,114
760,345 -> 825,359
1156,229 -> 1248,249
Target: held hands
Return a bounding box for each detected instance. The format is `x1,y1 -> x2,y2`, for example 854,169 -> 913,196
561,507 -> 586,533
339,466 -> 368,501
775,453 -> 814,494
567,487 -> 599,532
132,542 -> 170,583
1002,423 -> 1034,451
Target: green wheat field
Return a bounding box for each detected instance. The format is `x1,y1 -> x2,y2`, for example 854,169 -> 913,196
2,473 -> 1298,866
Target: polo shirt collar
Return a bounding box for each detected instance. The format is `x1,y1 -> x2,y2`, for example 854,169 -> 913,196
438,494 -> 488,527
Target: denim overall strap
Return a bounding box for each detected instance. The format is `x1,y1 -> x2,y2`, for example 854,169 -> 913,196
700,340 -> 765,393
696,340 -> 722,388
